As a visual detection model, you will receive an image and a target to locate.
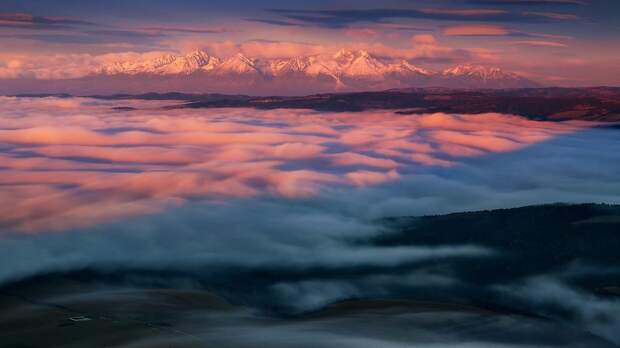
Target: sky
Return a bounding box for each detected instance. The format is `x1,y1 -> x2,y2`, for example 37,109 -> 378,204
0,0 -> 618,85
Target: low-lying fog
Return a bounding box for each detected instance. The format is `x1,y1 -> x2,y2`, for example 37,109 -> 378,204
1,97 -> 619,345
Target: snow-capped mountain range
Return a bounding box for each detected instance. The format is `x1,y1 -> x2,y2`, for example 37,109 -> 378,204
98,50 -> 222,76
97,49 -> 432,78
92,49 -> 538,94
0,49 -> 537,96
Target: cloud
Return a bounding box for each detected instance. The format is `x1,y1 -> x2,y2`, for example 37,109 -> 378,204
498,277 -> 620,345
344,27 -> 379,39
0,191 -> 494,289
166,38 -> 326,60
0,12 -> 95,29
270,270 -> 459,312
0,50 -> 181,79
139,26 -> 229,34
440,24 -> 572,43
195,40 -> 239,58
523,11 -> 580,20
346,170 -> 401,186
0,96 -> 619,347
340,34 -> 476,63
418,8 -> 509,16
443,24 -> 511,36
0,99 -> 617,261
513,40 -> 568,47
467,0 -> 587,5
0,29 -> 165,46
240,40 -> 326,59
358,23 -> 435,33
6,269 -> 595,348
0,53 -> 102,79
266,7 -> 568,29
0,12 -> 197,48
0,96 -> 595,233
245,18 -> 306,27
412,34 -> 438,45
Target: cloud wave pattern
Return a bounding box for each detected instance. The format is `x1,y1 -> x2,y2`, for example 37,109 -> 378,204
0,96 -> 587,232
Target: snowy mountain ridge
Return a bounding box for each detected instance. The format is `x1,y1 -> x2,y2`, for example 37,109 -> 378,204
97,49 -> 520,81
88,49 -> 540,94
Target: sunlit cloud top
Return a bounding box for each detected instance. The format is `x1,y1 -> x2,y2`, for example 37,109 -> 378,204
0,96 -> 589,232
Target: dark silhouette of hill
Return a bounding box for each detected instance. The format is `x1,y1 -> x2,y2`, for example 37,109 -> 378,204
80,87 -> 620,121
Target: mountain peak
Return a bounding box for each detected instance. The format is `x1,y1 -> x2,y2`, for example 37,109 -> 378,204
443,65 -> 514,78
184,49 -> 210,61
334,49 -> 373,60
358,50 -> 371,58
387,60 -> 431,76
440,64 -> 538,88
233,52 -> 253,61
343,51 -> 386,78
215,53 -> 260,74
270,56 -> 315,76
94,49 -> 537,90
334,49 -> 354,60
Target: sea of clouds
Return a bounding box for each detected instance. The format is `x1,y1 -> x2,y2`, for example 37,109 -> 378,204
1,97 -> 619,345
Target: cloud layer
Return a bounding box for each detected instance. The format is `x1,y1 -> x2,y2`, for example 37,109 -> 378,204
0,97 -> 619,345
0,96 -> 588,232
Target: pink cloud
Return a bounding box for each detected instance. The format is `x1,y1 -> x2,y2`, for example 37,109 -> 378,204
412,34 -> 437,46
346,170 -> 400,187
523,11 -> 579,20
410,153 -> 454,167
513,40 -> 568,48
443,24 -> 510,36
240,40 -> 325,59
268,170 -> 342,197
34,145 -> 202,164
419,8 -> 507,16
345,28 -> 379,39
329,152 -> 399,169
430,130 -> 522,153
185,40 -> 239,57
559,58 -> 587,66
0,98 -> 585,232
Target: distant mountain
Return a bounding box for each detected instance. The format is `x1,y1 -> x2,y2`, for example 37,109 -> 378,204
0,49 -> 540,96
440,65 -> 536,89
213,53 -> 261,75
94,49 -> 535,88
96,50 -> 221,76
131,87 -> 619,122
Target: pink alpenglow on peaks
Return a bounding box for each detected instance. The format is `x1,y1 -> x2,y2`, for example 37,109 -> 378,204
0,49 -> 541,96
